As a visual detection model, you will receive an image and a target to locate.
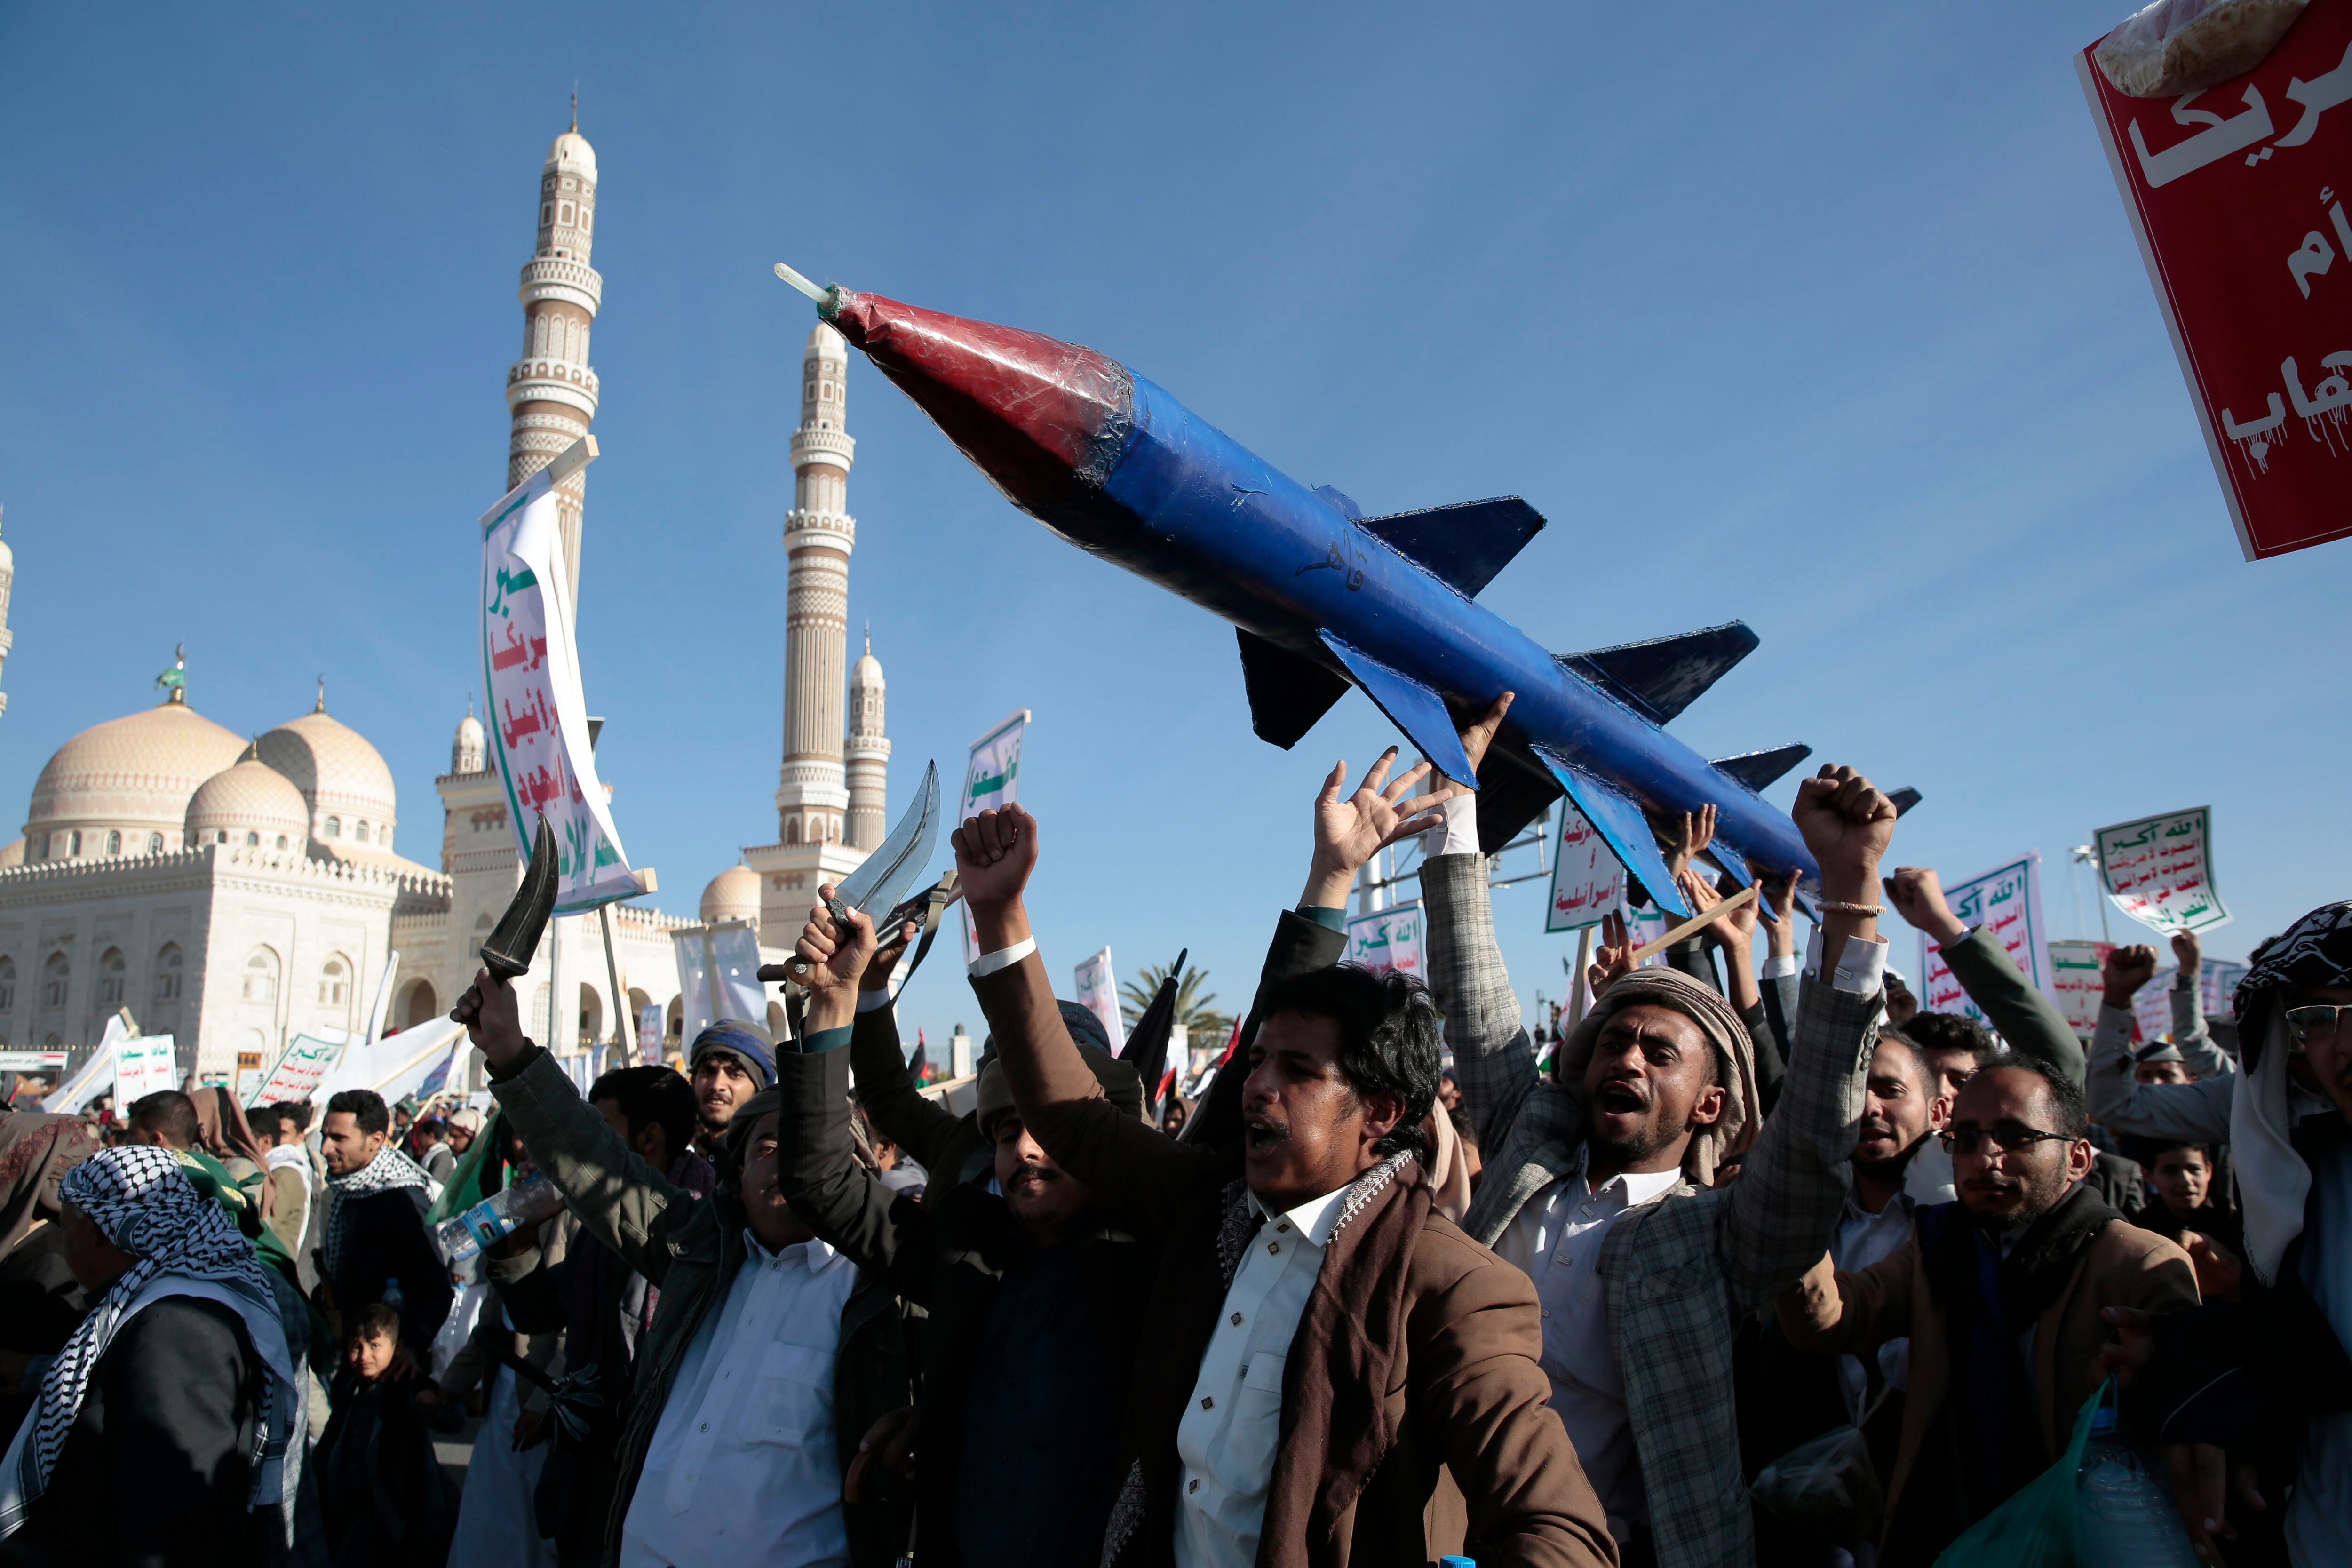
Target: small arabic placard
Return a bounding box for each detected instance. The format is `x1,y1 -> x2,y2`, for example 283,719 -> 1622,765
1345,905 -> 1424,980
2079,7 -> 2352,559
2094,806 -> 2232,934
2047,939 -> 2116,1037
1919,855 -> 2050,1027
1545,800 -> 1623,934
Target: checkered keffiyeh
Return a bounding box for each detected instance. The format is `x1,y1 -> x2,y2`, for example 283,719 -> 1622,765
325,1142 -> 434,1279
0,1146 -> 294,1541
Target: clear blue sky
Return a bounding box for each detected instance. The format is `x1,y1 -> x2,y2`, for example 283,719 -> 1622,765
1,1 -> 2340,1049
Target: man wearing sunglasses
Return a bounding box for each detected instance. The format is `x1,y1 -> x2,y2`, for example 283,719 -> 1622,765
1774,1056 -> 2197,1565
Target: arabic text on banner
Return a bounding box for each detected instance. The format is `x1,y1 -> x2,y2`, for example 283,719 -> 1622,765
1545,801 -> 1624,934
959,710 -> 1030,963
114,1034 -> 180,1104
2093,806 -> 2232,934
2132,969 -> 2176,1043
2078,12 -> 2352,559
1919,855 -> 2050,1027
248,1034 -> 344,1108
2201,957 -> 2249,1018
480,468 -> 645,913
1073,947 -> 1126,1054
2046,940 -> 2116,1036
673,924 -> 767,1045
1345,906 -> 1424,980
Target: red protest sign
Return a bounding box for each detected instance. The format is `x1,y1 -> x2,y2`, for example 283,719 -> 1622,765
2079,5 -> 2352,560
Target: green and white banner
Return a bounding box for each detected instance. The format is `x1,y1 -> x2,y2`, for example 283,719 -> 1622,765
2094,806 -> 2231,934
479,466 -> 645,914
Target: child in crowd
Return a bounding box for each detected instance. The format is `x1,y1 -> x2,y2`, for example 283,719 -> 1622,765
315,1304 -> 458,1567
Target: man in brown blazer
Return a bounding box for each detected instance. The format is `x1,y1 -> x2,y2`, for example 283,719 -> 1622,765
935,758 -> 1617,1568
1776,1057 -> 2198,1565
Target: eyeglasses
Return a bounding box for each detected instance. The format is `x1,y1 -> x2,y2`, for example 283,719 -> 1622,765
1937,1124 -> 2075,1155
2284,1005 -> 2352,1052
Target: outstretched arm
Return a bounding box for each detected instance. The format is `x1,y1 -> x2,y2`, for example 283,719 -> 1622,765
455,968 -> 689,1285
1723,766 -> 1893,1309
2168,928 -> 2233,1079
2086,944 -> 2235,1143
957,806 -> 1221,1233
1884,866 -> 2084,1082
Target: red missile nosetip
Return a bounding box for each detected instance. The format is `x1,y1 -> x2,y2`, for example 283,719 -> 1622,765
826,288 -> 1133,514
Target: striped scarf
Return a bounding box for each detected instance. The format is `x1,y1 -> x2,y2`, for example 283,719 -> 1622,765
0,1146 -> 296,1541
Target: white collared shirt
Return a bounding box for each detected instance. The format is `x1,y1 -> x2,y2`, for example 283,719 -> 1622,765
1493,1146 -> 1682,1542
1174,1183 -> 1352,1568
1834,1189 -> 1915,1414
620,1231 -> 859,1568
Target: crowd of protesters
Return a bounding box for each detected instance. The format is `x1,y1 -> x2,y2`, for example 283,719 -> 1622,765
0,697 -> 2341,1567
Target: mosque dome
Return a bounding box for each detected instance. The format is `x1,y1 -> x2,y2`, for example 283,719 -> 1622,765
547,129 -> 596,176
700,864 -> 762,927
254,691 -> 398,858
23,699 -> 247,857
186,750 -> 310,852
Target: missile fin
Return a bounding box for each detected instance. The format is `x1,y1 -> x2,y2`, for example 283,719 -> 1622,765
1889,787 -> 1923,817
1317,632 -> 1478,788
1237,629 -> 1352,748
1473,742 -> 1566,856
1710,743 -> 1812,794
1557,621 -> 1760,725
1356,496 -> 1546,599
1529,745 -> 1692,918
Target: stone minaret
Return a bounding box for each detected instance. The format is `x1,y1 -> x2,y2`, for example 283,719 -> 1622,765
0,506 -> 13,719
745,323 -> 869,925
505,110 -> 601,605
846,628 -> 889,850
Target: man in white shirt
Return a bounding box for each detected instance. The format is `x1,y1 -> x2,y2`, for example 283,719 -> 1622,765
455,972 -> 914,1568
948,750 -> 1618,1568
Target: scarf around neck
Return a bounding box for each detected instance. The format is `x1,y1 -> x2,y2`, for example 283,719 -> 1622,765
325,1143 -> 434,1278
1551,966 -> 1760,1186
1919,1181 -> 2116,1512
0,1146 -> 299,1542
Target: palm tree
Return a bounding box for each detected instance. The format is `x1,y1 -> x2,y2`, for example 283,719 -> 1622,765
1121,961 -> 1232,1043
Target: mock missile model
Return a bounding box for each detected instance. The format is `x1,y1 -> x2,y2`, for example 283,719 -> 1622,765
776,266 -> 1880,917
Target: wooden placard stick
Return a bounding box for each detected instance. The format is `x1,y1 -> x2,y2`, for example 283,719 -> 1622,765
1628,883 -> 1757,965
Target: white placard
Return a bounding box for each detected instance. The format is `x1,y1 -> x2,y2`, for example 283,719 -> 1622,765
1918,854 -> 2050,1027
2094,807 -> 2231,934
247,1033 -> 345,1108
42,1013 -> 132,1114
1545,800 -> 1624,934
959,710 -> 1030,963
1074,946 -> 1126,1054
2045,940 -> 2114,1038
673,923 -> 767,1044
479,466 -> 646,913
113,1034 -> 180,1105
637,1003 -> 666,1060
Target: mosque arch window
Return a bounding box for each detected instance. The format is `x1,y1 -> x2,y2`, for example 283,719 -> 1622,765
540,203 -> 553,228
355,820 -> 369,842
242,948 -> 279,1005
379,825 -> 391,845
319,956 -> 349,1007
215,830 -> 229,845
96,949 -> 126,1007
276,836 -> 288,850
67,831 -> 81,857
105,830 -> 121,857
558,201 -> 574,226
147,833 -> 163,855
0,959 -> 15,1012
40,953 -> 68,1009
325,816 -> 341,839
153,945 -> 182,1003
245,832 -> 260,847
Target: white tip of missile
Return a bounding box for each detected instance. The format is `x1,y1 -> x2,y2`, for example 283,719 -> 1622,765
773,262 -> 829,304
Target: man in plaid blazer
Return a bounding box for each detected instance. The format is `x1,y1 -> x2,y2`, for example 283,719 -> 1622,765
1422,707 -> 1890,1568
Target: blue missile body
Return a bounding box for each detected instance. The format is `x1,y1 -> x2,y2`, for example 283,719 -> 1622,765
818,283 -> 1829,915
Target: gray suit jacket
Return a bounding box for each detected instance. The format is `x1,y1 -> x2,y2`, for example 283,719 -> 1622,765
1421,852 -> 1878,1568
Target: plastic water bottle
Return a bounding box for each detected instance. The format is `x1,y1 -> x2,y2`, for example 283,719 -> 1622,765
433,1171 -> 564,1263
2075,1402 -> 2201,1567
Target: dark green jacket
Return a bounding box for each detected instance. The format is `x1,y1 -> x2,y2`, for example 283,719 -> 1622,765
1936,925 -> 2085,1082
489,1048 -> 914,1568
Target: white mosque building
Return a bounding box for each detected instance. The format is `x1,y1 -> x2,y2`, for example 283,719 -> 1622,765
0,114 -> 891,1088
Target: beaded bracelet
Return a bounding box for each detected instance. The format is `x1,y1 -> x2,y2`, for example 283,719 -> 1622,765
1816,899 -> 1885,915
